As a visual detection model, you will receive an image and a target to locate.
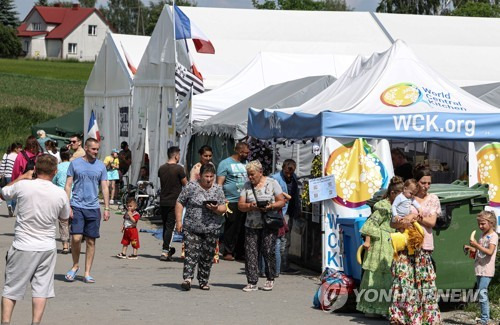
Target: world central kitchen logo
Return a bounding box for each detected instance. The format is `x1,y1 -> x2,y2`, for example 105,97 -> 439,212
380,82 -> 467,111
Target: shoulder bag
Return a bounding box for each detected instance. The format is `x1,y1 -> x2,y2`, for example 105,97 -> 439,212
250,182 -> 284,230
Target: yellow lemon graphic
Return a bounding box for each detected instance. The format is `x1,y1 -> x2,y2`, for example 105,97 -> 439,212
325,139 -> 386,207
380,83 -> 421,107
477,143 -> 500,204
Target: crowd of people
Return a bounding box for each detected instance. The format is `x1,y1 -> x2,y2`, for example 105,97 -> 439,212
0,132 -> 497,325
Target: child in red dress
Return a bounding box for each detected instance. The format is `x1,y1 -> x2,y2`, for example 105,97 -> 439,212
116,198 -> 141,260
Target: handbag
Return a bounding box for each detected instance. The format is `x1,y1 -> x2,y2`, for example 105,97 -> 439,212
0,154 -> 8,187
250,183 -> 284,230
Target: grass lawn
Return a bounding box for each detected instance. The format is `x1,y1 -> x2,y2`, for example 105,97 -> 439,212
0,58 -> 93,152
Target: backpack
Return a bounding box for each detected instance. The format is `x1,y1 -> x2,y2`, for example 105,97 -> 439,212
21,151 -> 37,173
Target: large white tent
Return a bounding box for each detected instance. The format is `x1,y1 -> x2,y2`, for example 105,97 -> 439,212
84,32 -> 149,159
180,7 -> 500,88
248,40 -> 500,271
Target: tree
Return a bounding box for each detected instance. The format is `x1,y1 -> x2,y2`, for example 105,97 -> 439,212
451,1 -> 500,17
0,0 -> 18,27
0,23 -> 21,58
144,0 -> 196,36
252,0 -> 351,11
80,0 -> 97,8
376,0 -> 445,15
35,0 -> 49,5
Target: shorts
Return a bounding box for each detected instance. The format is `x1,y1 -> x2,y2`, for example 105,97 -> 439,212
70,207 -> 101,238
107,170 -> 119,181
121,227 -> 140,248
3,246 -> 57,300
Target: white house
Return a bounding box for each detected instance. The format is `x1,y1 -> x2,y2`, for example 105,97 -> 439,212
17,4 -> 111,61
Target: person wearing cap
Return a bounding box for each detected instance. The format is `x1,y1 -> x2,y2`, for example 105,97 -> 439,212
103,149 -> 120,205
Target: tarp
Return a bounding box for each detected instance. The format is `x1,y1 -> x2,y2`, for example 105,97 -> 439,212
31,106 -> 83,138
189,52 -> 355,125
248,40 -> 500,142
180,7 -> 500,88
463,82 -> 500,108
193,75 -> 336,140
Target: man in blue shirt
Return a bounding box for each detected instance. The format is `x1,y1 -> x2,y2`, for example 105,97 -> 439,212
216,142 -> 249,261
271,159 -> 300,274
64,138 -> 109,284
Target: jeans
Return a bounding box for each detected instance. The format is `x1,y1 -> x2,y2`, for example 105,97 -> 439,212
160,206 -> 176,252
259,236 -> 283,275
477,276 -> 492,324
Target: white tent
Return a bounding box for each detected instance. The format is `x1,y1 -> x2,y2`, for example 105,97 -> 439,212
180,7 -> 500,88
248,40 -> 500,271
189,52 -> 355,125
84,32 -> 149,159
130,5 -> 190,188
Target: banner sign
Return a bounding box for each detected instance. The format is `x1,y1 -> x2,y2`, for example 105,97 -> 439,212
309,175 -> 336,203
119,106 -> 129,137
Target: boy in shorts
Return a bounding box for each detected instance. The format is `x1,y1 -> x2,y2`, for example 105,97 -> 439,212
116,198 -> 141,260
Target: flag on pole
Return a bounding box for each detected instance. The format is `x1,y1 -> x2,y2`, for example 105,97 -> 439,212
175,62 -> 204,97
88,110 -> 101,142
174,5 -> 215,54
121,42 -> 137,75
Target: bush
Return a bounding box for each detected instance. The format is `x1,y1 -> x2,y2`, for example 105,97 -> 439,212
0,24 -> 21,58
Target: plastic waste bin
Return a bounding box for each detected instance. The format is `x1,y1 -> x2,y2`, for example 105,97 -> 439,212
338,216 -> 367,282
429,183 -> 489,290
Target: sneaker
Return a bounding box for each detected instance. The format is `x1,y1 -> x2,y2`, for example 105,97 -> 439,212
7,205 -> 14,218
181,280 -> 191,291
262,280 -> 274,291
222,254 -> 235,261
110,200 -> 115,205
159,253 -> 172,261
116,253 -> 127,259
242,284 -> 258,292
127,254 -> 138,260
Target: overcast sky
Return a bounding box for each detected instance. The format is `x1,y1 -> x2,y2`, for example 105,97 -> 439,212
14,0 -> 378,20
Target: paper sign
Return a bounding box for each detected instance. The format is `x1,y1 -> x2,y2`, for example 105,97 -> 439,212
308,175 -> 336,203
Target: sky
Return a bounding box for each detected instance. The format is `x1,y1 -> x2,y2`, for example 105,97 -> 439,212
14,0 -> 379,20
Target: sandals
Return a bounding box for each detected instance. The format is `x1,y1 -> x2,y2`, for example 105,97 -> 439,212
65,267 -> 79,282
181,280 -> 191,291
84,275 -> 95,284
199,283 -> 210,291
61,248 -> 70,255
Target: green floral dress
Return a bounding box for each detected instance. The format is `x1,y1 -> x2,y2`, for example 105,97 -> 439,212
356,199 -> 395,316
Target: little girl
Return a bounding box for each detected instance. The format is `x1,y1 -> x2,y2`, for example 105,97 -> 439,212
116,198 -> 141,260
464,210 -> 498,325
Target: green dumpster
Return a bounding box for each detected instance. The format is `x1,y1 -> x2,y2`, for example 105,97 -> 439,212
429,183 -> 489,290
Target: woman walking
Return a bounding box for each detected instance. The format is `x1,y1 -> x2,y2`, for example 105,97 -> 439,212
45,140 -> 61,163
356,176 -> 402,317
389,168 -> 441,324
0,143 -> 22,217
52,148 -> 72,253
238,160 -> 285,292
11,135 -> 42,181
175,164 -> 226,291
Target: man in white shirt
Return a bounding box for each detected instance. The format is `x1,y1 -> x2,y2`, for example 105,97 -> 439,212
0,154 -> 70,325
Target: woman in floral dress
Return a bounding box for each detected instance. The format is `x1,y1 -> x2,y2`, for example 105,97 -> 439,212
389,168 -> 441,324
357,176 -> 402,317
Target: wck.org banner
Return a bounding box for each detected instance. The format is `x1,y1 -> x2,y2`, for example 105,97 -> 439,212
322,138 -> 393,270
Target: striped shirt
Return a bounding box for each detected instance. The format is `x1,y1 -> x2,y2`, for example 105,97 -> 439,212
0,153 -> 17,178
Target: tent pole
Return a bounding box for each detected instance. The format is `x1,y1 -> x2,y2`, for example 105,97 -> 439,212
321,136 -> 326,271
296,143 -> 300,177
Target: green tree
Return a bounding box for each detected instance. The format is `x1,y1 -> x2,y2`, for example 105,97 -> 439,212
376,0 -> 444,15
0,23 -> 22,58
35,0 -> 49,5
144,0 -> 196,36
252,0 -> 351,11
451,1 -> 500,17
0,0 -> 18,27
80,0 -> 97,8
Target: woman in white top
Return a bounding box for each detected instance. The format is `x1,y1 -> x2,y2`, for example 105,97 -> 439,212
1,142 -> 22,216
45,140 -> 61,163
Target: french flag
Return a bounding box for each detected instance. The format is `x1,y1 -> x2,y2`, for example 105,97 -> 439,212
174,5 -> 215,54
87,110 -> 101,142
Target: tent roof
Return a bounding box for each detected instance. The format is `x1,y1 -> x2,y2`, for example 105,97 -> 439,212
248,40 -> 500,141
31,106 -> 83,138
463,82 -> 500,108
190,52 -> 355,123
193,75 -> 336,140
84,32 -> 149,97
178,7 -> 500,89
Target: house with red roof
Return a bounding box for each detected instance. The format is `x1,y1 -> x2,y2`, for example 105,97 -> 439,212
17,4 -> 111,61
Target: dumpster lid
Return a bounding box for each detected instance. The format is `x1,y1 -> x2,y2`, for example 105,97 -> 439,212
427,184 -> 487,203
